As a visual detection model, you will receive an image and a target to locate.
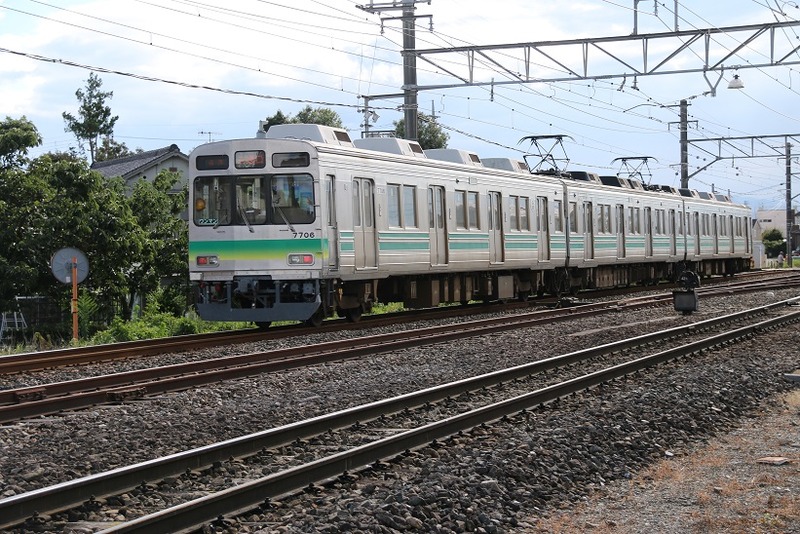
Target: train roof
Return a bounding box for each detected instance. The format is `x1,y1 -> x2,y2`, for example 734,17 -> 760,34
261,123 -> 354,147
679,188 -> 700,198
599,175 -> 630,188
425,148 -> 483,167
353,137 -> 426,158
253,124 -> 743,206
481,158 -> 530,174
568,170 -> 601,184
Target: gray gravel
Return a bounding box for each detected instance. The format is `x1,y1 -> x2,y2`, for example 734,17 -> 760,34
0,287 -> 798,533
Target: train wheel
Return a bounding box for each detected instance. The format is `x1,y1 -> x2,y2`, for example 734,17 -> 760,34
256,321 -> 271,330
344,305 -> 363,322
517,291 -> 530,302
305,307 -> 325,327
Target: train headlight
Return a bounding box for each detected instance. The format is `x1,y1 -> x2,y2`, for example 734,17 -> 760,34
195,198 -> 206,211
288,254 -> 314,265
196,255 -> 219,266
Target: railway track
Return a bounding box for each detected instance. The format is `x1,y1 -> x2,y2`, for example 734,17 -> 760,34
1,271 -> 796,377
2,275 -> 798,424
2,295 -> 798,532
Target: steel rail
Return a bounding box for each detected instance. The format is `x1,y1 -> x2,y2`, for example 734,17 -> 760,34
97,307 -> 800,534
2,279 -> 798,423
0,298 -> 650,422
1,297 -> 797,531
1,272 -> 794,374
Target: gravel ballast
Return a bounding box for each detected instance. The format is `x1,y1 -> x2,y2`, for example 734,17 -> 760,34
0,288 -> 798,533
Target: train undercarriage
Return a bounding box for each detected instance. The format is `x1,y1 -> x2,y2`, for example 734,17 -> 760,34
194,257 -> 750,327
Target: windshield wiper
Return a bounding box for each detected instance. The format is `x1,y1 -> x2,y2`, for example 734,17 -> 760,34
238,203 -> 255,233
274,205 -> 296,233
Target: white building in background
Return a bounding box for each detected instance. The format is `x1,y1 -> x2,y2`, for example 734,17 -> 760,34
755,208 -> 800,254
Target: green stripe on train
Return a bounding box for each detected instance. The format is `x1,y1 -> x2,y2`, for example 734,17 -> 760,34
189,239 -> 327,261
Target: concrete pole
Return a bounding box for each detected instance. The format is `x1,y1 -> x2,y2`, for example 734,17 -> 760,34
787,142 -> 793,266
680,99 -> 689,189
402,0 -> 418,140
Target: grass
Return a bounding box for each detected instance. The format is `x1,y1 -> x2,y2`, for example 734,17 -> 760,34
0,301 -> 411,355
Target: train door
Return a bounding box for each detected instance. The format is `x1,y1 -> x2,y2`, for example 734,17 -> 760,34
428,185 -> 448,266
712,214 -> 719,254
728,215 -> 735,252
537,196 -> 550,261
583,201 -> 594,260
644,207 -> 653,257
669,209 -> 677,255
744,217 -> 751,254
353,177 -> 377,269
488,191 -> 505,263
616,204 -> 626,259
693,212 -> 701,255
325,175 -> 339,271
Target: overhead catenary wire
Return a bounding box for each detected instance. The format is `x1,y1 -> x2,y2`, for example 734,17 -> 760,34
1,0 -> 797,203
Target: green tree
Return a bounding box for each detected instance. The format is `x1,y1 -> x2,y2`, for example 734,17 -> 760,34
393,112 -> 449,149
0,117 -> 49,311
1,115 -> 190,331
292,106 -> 343,128
62,73 -> 119,164
95,136 -> 137,162
762,228 -> 785,258
263,106 -> 343,131
261,110 -> 291,132
26,152 -> 144,321
0,116 -> 41,169
124,170 -> 188,318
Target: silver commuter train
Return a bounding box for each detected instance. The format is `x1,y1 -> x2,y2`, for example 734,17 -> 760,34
188,124 -> 752,326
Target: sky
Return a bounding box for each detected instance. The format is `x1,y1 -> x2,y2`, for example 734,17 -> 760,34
1,0 -> 800,212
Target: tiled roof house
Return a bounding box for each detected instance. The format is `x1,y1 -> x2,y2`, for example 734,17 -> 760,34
91,144 -> 189,193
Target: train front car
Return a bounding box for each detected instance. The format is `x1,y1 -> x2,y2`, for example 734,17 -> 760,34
189,137 -> 326,328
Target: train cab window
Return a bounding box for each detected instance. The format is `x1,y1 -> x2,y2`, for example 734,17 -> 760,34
235,177 -> 267,225
193,176 -> 233,227
270,174 -> 315,225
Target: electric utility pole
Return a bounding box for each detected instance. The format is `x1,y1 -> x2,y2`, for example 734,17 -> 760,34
680,100 -> 689,188
357,0 -> 432,141
786,142 -> 793,266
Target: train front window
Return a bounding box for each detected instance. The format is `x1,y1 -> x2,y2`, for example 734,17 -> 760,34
270,174 -> 315,225
194,174 -> 315,227
193,177 -> 233,227
235,177 -> 267,225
